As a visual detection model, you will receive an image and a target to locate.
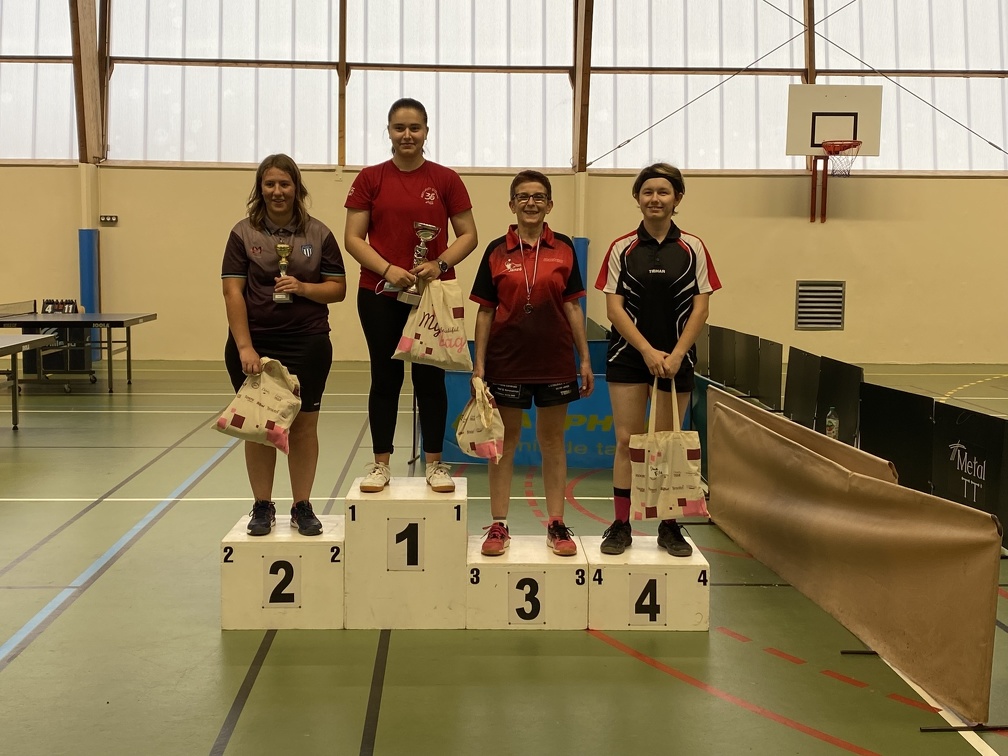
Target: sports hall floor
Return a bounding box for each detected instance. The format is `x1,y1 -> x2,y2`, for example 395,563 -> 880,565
1,360 -> 1006,756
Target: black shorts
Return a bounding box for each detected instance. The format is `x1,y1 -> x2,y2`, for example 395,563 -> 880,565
487,380 -> 580,409
606,360 -> 695,394
225,331 -> 333,412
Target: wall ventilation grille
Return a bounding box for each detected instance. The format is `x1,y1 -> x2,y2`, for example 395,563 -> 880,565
795,280 -> 845,330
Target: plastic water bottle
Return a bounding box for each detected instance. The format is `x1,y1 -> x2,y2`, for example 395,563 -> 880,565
825,406 -> 840,440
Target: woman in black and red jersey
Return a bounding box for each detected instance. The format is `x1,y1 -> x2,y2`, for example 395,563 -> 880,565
593,163 -> 721,557
470,170 -> 594,557
343,98 -> 478,495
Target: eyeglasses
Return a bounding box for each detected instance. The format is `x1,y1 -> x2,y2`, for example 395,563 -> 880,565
512,193 -> 549,205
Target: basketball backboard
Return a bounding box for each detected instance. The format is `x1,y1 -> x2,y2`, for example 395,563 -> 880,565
786,84 -> 882,157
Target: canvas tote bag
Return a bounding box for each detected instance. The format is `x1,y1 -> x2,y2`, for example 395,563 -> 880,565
215,357 -> 301,454
393,279 -> 473,372
629,377 -> 707,520
455,376 -> 505,462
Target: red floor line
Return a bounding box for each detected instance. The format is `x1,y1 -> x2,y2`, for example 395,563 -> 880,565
764,647 -> 807,665
715,626 -> 752,642
886,693 -> 940,713
998,587 -> 1008,600
588,630 -> 882,756
821,670 -> 870,688
525,470 -> 547,527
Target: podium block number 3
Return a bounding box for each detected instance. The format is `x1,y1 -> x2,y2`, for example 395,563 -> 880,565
628,573 -> 666,626
388,518 -> 425,571
263,556 -> 301,608
509,571 -> 546,625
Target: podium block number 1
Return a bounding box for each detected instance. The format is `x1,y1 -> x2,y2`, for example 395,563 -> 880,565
262,556 -> 302,608
509,571 -> 546,625
388,518 -> 425,571
628,573 -> 667,626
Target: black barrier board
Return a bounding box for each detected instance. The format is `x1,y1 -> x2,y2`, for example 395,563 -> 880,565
756,338 -> 783,411
859,383 -> 934,493
814,357 -> 864,445
734,332 -> 760,398
931,403 -> 1008,543
783,347 -> 820,429
708,326 -> 735,387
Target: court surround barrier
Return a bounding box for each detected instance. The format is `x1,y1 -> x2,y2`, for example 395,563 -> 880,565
707,387 -> 1002,724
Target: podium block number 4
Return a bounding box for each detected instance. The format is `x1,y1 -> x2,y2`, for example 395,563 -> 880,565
387,518 -> 425,571
628,573 -> 666,626
508,571 -> 546,625
262,556 -> 302,608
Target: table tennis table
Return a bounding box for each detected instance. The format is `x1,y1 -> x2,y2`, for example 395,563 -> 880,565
1,332 -> 57,429
0,301 -> 157,393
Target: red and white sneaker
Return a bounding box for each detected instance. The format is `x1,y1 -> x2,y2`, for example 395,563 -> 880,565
547,521 -> 577,556
481,522 -> 510,556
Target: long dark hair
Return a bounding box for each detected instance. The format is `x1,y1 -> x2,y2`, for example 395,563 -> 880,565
246,153 -> 310,232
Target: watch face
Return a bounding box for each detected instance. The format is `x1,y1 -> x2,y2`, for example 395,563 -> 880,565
438,260 -> 448,272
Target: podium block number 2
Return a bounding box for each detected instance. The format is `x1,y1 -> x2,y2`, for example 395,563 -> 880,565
628,573 -> 667,626
387,518 -> 425,571
509,571 -> 546,625
262,556 -> 301,608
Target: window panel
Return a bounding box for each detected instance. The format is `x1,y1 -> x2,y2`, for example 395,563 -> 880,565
0,64 -> 75,158
346,71 -> 571,167
589,73 -> 802,170
182,67 -> 221,162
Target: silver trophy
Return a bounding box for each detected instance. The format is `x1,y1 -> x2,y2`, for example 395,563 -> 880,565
273,241 -> 293,303
393,222 -> 440,306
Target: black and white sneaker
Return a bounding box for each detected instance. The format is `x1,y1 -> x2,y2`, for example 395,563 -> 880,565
290,500 -> 323,536
247,500 -> 276,536
657,520 -> 693,557
600,520 -> 633,555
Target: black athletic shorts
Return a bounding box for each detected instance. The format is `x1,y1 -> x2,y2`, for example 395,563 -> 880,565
225,331 -> 332,412
605,360 -> 695,394
487,380 -> 580,409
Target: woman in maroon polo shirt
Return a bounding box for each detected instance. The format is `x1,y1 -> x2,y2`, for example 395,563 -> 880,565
470,170 -> 594,557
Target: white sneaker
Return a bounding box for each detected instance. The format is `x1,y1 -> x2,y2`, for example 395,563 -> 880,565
360,462 -> 390,493
425,461 -> 455,493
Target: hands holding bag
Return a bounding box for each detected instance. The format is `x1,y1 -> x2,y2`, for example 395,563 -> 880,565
629,378 -> 707,520
393,279 -> 474,372
215,357 -> 301,454
455,376 -> 505,463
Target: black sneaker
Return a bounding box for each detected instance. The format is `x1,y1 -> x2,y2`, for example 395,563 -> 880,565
657,520 -> 693,557
247,500 -> 276,536
291,500 -> 323,536
600,520 -> 633,555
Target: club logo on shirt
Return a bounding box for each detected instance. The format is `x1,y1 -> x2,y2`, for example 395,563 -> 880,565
251,246 -> 262,257
347,186 -> 356,197
302,244 -> 313,257
421,187 -> 438,205
504,259 -> 523,272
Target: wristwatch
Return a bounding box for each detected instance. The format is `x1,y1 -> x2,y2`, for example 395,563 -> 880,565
436,258 -> 449,274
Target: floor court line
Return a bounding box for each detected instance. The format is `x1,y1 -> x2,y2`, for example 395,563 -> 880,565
0,440 -> 237,671
208,630 -> 277,756
587,629 -> 883,756
0,416 -> 220,579
322,417 -> 370,515
359,629 -> 392,756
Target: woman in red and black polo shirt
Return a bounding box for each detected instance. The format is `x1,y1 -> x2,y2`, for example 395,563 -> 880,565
470,170 -> 594,557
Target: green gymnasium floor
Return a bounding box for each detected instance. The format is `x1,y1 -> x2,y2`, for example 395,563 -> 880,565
1,361 -> 1006,756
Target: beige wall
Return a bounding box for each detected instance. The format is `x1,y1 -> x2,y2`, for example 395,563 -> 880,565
3,163 -> 1005,364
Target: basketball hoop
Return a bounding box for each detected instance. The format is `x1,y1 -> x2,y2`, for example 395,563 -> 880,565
821,140 -> 862,177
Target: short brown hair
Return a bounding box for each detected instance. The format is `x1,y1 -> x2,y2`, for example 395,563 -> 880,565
632,162 -> 685,199
510,170 -> 552,200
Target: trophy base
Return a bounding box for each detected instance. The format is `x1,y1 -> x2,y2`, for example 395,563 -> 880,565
273,293 -> 293,304
396,289 -> 421,307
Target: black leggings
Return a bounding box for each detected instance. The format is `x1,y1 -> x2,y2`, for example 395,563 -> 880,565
357,288 -> 447,455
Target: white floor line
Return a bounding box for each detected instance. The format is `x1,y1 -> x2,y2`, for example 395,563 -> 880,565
885,661 -> 1003,756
